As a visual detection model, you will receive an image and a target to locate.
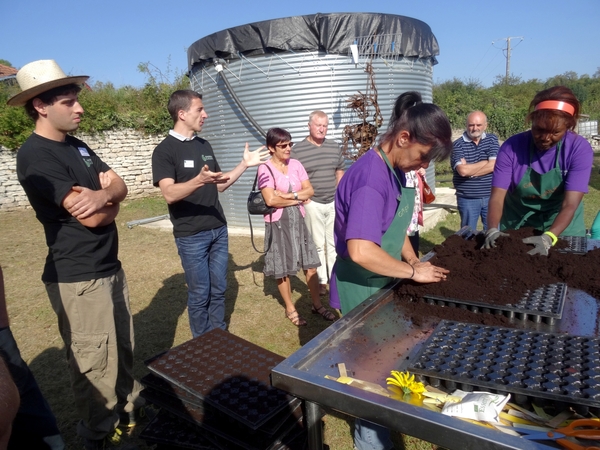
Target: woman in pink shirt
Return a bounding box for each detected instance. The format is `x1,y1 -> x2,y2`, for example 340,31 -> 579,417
258,128 -> 336,326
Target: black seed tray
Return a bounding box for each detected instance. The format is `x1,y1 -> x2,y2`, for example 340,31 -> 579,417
141,409 -> 307,450
557,235 -> 588,254
142,373 -> 205,409
140,408 -> 231,449
421,282 -> 567,324
403,320 -> 600,412
145,329 -> 295,430
141,386 -> 304,450
143,370 -> 306,435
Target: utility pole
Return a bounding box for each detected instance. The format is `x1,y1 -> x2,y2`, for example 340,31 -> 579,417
495,36 -> 524,83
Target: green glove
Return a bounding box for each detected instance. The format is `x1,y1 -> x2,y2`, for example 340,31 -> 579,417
483,227 -> 509,249
522,234 -> 552,256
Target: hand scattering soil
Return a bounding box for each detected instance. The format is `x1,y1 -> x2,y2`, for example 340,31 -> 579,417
396,227 -> 600,307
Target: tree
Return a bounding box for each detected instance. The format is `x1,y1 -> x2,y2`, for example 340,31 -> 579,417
0,59 -> 13,67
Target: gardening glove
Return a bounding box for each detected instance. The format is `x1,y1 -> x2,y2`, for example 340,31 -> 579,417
522,234 -> 552,256
483,227 -> 509,249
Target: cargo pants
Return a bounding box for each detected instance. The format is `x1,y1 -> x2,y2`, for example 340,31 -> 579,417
45,268 -> 144,440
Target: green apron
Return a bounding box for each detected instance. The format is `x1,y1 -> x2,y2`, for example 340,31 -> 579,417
501,135 -> 585,236
336,148 -> 415,314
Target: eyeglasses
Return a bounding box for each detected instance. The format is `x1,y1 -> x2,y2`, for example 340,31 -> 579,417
275,142 -> 294,149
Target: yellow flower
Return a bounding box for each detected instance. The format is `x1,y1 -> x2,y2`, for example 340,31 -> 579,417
386,370 -> 426,397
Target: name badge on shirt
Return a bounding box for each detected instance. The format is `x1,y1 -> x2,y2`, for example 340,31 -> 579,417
184,160 -> 194,168
78,147 -> 93,168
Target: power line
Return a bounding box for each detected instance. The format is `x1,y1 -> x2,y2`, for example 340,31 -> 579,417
475,45 -> 504,84
469,43 -> 494,79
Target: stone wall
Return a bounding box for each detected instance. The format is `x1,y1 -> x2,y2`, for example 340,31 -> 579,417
0,129 -> 164,211
1,129 -> 598,212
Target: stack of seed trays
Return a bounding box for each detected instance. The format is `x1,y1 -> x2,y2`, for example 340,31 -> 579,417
402,320 -> 600,416
139,328 -> 306,449
420,282 -> 567,324
557,236 -> 588,255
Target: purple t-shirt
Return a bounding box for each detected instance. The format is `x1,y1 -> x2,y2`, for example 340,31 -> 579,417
257,158 -> 308,222
330,149 -> 406,308
492,130 -> 592,193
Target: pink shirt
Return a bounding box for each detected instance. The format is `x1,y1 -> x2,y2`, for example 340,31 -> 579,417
257,159 -> 308,222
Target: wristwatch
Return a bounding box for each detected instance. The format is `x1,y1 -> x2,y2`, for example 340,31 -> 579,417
293,191 -> 298,200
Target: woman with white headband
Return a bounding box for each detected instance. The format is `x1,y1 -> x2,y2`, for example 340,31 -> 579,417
484,86 -> 594,254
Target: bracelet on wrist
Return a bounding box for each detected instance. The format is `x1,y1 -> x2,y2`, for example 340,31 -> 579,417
409,264 -> 415,279
544,231 -> 558,246
293,191 -> 298,200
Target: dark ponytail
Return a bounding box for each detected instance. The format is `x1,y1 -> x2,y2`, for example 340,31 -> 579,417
381,91 -> 452,162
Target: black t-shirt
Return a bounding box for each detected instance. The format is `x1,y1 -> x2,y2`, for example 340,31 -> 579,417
16,133 -> 121,282
152,135 -> 227,238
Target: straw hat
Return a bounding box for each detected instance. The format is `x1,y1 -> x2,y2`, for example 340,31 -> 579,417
7,60 -> 88,106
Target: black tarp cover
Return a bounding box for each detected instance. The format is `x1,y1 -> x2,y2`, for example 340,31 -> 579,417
187,13 -> 439,69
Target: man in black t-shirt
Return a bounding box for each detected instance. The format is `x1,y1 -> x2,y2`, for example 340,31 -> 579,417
8,60 -> 144,450
152,90 -> 268,337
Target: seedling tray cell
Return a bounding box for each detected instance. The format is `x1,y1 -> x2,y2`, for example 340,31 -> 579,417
403,320 -> 600,412
146,328 -> 295,429
421,282 -> 567,324
557,236 -> 587,255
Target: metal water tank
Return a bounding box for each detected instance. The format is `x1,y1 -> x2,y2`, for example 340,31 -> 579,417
187,12 -> 441,228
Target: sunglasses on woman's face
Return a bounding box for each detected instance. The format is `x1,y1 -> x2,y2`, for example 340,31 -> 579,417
275,142 -> 294,149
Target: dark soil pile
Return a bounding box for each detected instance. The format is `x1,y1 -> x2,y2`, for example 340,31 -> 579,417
396,227 -> 600,306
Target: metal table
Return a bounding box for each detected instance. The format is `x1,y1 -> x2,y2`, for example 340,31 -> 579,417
271,240 -> 600,450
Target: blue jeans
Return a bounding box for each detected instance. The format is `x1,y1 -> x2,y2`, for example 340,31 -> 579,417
456,196 -> 489,231
354,419 -> 394,450
175,225 -> 229,338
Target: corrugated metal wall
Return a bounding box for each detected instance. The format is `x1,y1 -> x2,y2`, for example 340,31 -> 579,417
189,51 -> 437,229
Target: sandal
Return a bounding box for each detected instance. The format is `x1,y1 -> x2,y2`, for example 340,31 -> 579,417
311,305 -> 336,321
286,310 -> 307,327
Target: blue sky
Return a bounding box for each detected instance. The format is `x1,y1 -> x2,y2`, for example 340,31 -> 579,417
2,0 -> 599,88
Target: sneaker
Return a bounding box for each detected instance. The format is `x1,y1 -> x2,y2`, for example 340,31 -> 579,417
83,428 -> 123,450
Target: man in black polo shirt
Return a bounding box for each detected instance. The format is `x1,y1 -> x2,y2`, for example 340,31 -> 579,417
152,90 -> 268,338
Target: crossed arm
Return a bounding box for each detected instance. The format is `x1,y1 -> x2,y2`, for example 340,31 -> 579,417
62,169 -> 127,228
261,179 -> 314,208
455,157 -> 496,178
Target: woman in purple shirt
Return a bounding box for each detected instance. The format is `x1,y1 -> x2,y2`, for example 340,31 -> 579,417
485,86 -> 593,254
331,91 -> 454,450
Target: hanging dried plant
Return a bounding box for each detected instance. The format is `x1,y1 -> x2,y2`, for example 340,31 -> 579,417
341,62 -> 383,161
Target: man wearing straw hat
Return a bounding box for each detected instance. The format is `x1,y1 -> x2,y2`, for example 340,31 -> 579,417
8,60 -> 144,450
